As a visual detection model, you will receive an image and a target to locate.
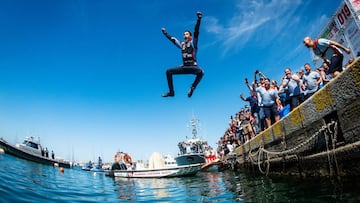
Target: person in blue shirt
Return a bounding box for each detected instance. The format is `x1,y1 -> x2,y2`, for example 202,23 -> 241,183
161,11 -> 204,98
253,78 -> 282,129
240,91 -> 260,133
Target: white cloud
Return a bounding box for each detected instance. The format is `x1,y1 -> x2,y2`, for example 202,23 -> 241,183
204,0 -> 302,55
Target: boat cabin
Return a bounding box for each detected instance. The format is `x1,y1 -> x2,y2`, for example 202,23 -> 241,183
16,137 -> 42,156
178,139 -> 208,155
164,154 -> 177,167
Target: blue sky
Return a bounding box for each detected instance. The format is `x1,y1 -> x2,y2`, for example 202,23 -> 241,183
0,0 -> 342,162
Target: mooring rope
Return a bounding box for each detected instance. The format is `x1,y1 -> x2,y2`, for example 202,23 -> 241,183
325,121 -> 339,176
324,126 -> 334,176
247,148 -> 268,175
258,147 -> 270,175
261,121 -> 337,156
252,121 -> 338,175
332,122 -> 340,176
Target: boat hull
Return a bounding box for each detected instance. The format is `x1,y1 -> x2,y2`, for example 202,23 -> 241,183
90,165 -> 105,172
175,154 -> 206,166
81,165 -> 92,171
108,163 -> 202,178
0,138 -> 71,168
201,160 -> 220,172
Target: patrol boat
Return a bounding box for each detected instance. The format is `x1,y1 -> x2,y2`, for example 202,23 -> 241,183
0,136 -> 71,168
175,116 -> 207,166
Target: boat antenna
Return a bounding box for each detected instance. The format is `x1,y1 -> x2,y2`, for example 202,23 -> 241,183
189,114 -> 200,139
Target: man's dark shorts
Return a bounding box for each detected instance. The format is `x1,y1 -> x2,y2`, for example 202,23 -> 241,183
329,54 -> 343,74
263,104 -> 278,118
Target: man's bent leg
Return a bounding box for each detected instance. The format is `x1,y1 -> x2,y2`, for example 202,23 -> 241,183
162,66 -> 184,97
329,55 -> 344,77
192,67 -> 204,89
187,67 -> 204,97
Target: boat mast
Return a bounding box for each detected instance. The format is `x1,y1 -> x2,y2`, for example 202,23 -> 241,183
189,115 -> 200,139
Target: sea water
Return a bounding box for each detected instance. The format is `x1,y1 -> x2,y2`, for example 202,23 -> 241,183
1,153 -> 359,202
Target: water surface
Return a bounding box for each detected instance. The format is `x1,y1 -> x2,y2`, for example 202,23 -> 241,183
1,154 -> 359,202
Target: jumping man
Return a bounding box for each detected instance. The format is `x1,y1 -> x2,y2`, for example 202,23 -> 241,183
303,36 -> 351,77
161,11 -> 204,98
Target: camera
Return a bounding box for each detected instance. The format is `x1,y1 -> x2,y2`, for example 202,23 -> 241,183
245,78 -> 248,84
256,70 -> 267,79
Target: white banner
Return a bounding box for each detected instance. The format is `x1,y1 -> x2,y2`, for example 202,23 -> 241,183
343,19 -> 360,57
347,0 -> 360,13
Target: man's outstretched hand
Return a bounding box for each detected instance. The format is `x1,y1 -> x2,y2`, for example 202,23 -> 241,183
161,28 -> 166,34
197,11 -> 202,19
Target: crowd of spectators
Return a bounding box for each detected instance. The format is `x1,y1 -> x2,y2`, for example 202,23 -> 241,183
217,55 -> 358,160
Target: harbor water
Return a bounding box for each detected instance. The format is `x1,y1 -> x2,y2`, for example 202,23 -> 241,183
1,154 -> 360,202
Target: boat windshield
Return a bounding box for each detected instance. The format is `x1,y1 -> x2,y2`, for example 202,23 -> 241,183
23,141 -> 39,149
178,140 -> 207,155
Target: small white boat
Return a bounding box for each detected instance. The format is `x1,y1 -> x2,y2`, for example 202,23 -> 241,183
107,152 -> 202,178
90,165 -> 105,172
81,162 -> 93,171
82,156 -> 106,172
107,163 -> 202,178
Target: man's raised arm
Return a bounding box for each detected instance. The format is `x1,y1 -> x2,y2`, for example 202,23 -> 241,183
162,28 -> 181,48
193,11 -> 202,38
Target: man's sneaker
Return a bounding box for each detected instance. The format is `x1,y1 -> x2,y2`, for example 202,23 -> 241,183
187,87 -> 195,98
162,91 -> 174,97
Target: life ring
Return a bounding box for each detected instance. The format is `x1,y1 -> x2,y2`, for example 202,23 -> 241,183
123,153 -> 132,164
